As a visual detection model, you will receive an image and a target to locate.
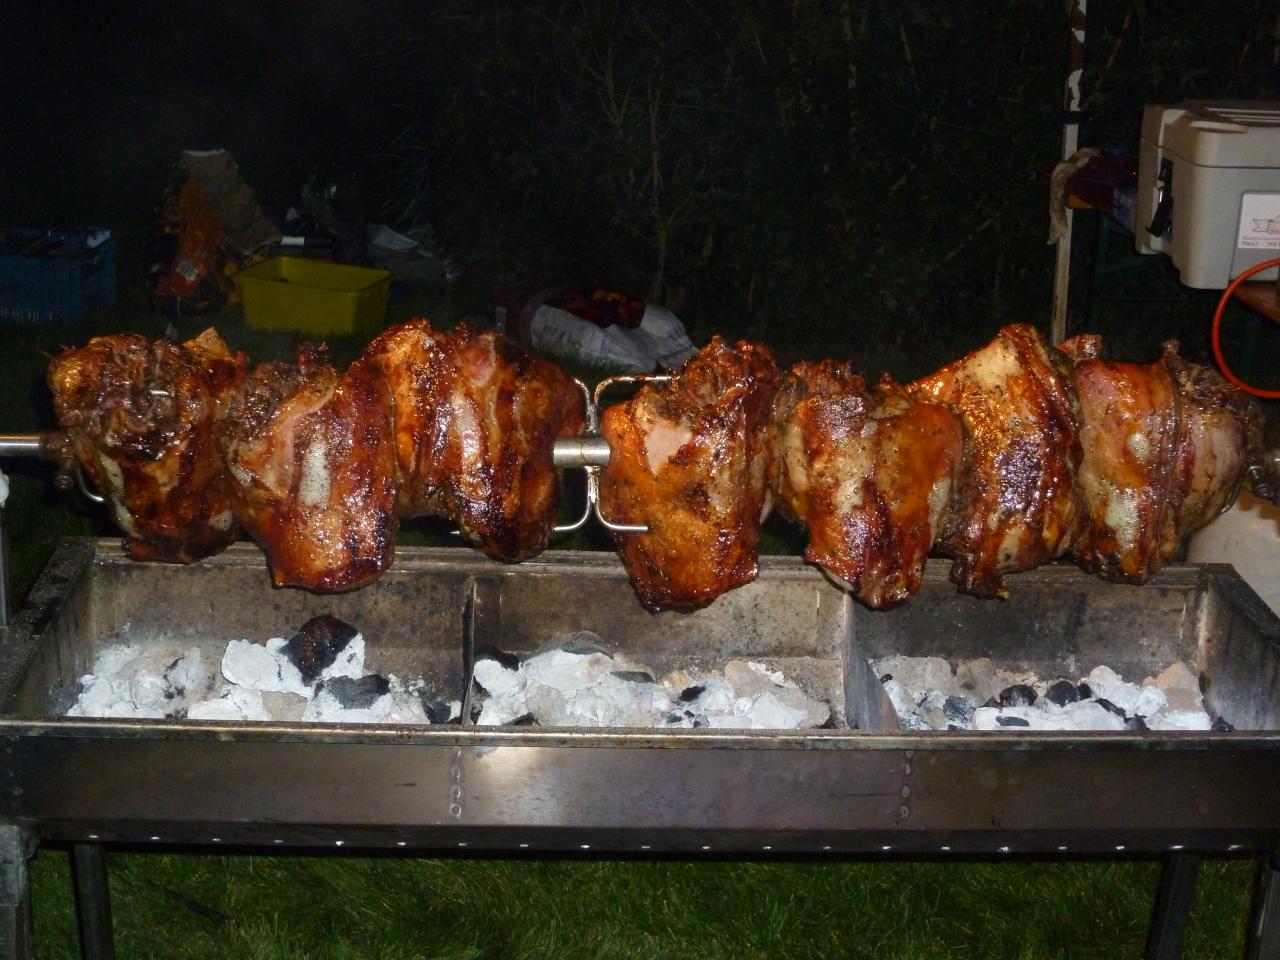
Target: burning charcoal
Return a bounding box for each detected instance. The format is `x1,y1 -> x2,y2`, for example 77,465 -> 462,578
1124,716 -> 1149,731
1044,679 -> 1079,707
995,715 -> 1030,727
1213,717 -> 1235,732
612,670 -> 656,684
677,684 -> 706,704
319,674 -> 390,710
943,695 -> 976,727
1094,697 -> 1126,718
283,615 -> 360,684
997,684 -> 1037,708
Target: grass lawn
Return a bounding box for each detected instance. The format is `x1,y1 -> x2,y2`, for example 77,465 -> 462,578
0,282 -> 1267,957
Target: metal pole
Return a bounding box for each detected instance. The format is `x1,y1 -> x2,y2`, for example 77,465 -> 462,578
1051,0 -> 1087,345
0,824 -> 35,960
70,844 -> 115,960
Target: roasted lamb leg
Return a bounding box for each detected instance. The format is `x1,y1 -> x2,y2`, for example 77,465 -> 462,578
362,320 -> 584,561
909,324 -> 1082,599
1064,334 -> 1264,581
774,362 -> 965,607
47,329 -> 245,563
214,343 -> 399,591
599,336 -> 778,609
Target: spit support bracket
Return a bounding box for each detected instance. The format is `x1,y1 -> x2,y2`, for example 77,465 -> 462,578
550,374 -> 671,534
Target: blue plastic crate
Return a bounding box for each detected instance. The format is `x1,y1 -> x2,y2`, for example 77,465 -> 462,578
0,229 -> 117,324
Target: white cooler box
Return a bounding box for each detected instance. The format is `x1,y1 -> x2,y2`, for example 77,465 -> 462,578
1136,100 -> 1280,288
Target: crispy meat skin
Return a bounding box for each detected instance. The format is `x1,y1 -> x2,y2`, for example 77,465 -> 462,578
1065,334 -> 1264,581
774,363 -> 965,607
909,324 -> 1081,598
362,320 -> 584,561
46,330 -> 244,563
214,344 -> 399,591
600,337 -> 778,609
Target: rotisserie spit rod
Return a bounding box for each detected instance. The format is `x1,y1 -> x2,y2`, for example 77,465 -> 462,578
8,320 -> 1276,611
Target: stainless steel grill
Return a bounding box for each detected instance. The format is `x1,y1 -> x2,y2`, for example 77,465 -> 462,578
2,538 -> 1280,958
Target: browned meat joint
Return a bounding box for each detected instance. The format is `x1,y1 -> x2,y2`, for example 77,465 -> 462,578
599,336 -> 778,610
47,329 -> 245,564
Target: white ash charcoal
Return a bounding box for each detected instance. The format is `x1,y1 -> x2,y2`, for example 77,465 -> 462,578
319,632 -> 365,682
881,679 -> 925,728
943,695 -> 977,728
974,700 -> 1126,732
261,691 -> 307,722
162,648 -> 213,703
220,638 -> 311,697
303,687 -> 394,724
473,657 -> 529,726
68,644 -> 193,719
722,660 -> 829,727
1148,709 -> 1214,731
187,686 -> 270,722
282,614 -> 361,684
1132,685 -> 1167,718
523,651 -> 674,727
1146,662 -> 1204,714
1084,665 -> 1143,716
874,655 -> 955,693
676,677 -> 736,716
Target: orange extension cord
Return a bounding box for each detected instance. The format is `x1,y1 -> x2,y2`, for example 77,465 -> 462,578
1212,255 -> 1280,399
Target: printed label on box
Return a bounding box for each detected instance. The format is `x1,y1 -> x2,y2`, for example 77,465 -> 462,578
1237,193 -> 1280,248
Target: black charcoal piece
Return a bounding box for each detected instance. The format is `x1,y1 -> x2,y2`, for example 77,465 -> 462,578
1213,717 -> 1235,732
997,684 -> 1037,707
553,631 -> 612,657
677,685 -> 706,704
665,712 -> 685,725
474,646 -> 521,671
319,674 -> 390,709
879,673 -> 894,684
511,713 -> 538,726
1094,697 -> 1126,718
421,696 -> 455,724
996,715 -> 1030,727
612,670 -> 656,684
284,614 -> 360,684
1045,679 -> 1080,707
1076,682 -> 1093,700
1124,716 -> 1149,731
943,695 -> 977,725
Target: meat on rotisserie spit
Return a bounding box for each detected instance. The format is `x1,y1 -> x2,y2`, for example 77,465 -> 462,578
47,329 -> 245,564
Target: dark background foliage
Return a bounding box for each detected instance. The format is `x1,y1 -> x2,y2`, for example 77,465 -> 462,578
3,0 -> 1279,381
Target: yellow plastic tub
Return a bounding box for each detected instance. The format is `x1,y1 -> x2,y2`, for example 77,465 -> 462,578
237,257 -> 392,339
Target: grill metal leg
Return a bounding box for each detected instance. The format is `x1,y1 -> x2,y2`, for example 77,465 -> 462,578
70,843 -> 115,960
1246,852 -> 1280,960
1145,853 -> 1201,960
0,823 -> 35,960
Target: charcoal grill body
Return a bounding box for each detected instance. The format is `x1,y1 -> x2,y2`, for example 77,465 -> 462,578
3,539 -> 1280,958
